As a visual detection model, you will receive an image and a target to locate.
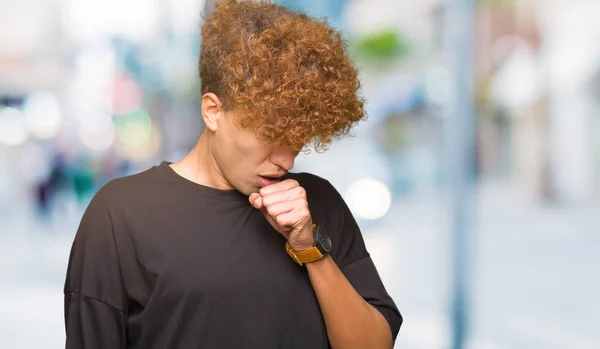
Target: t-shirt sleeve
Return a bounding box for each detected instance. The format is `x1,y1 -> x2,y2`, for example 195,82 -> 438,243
64,293 -> 127,348
339,256 -> 402,343
64,185 -> 128,348
321,180 -> 403,342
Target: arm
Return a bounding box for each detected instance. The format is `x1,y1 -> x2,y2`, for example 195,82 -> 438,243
65,293 -> 127,349
250,179 -> 399,348
306,255 -> 393,349
64,185 -> 128,348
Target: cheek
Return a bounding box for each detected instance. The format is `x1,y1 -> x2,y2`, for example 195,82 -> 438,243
217,140 -> 261,180
235,135 -> 272,165
236,148 -> 270,173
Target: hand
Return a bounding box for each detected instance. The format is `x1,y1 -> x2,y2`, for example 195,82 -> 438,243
249,179 -> 314,251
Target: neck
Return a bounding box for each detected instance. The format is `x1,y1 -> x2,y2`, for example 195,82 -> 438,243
170,132 -> 233,190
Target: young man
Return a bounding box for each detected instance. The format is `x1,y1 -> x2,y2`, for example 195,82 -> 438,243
64,1 -> 402,348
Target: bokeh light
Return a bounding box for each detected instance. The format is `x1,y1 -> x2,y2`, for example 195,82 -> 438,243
345,178 -> 392,220
79,117 -> 116,151
114,108 -> 159,160
112,74 -> 143,115
115,108 -> 152,146
0,107 -> 28,146
115,126 -> 161,161
22,92 -> 63,139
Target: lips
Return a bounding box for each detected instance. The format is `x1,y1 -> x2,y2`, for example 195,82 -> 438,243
259,175 -> 282,187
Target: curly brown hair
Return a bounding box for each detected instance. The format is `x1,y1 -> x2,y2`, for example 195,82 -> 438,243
199,0 -> 366,152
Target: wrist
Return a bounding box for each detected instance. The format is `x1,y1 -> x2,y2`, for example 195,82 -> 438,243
288,225 -> 315,251
285,224 -> 332,266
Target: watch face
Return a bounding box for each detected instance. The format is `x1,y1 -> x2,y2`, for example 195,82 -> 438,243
315,226 -> 332,252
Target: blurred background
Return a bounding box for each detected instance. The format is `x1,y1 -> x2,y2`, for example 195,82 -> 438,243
1,0 -> 599,348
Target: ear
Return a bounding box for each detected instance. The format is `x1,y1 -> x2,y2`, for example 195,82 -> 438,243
201,93 -> 222,132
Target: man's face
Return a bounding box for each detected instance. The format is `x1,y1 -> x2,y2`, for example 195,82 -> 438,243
211,108 -> 299,196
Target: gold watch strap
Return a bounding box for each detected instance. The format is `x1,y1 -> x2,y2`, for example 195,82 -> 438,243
285,241 -> 324,266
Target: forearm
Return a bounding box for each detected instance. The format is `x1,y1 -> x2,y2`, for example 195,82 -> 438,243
307,255 -> 393,349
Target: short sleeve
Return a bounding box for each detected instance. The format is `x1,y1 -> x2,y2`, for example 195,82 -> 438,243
340,257 -> 403,342
303,175 -> 403,342
64,185 -> 128,348
64,293 -> 127,348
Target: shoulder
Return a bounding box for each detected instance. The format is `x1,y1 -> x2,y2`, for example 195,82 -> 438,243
87,165 -> 162,212
75,166 -> 163,246
289,172 -> 337,196
288,172 -> 346,214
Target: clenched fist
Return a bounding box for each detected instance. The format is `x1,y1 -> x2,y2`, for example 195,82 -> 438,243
249,179 -> 314,251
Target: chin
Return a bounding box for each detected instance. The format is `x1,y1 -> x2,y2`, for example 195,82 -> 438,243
239,189 -> 253,197
237,183 -> 259,196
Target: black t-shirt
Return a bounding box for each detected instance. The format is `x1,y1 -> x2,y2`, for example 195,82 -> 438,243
64,161 -> 401,348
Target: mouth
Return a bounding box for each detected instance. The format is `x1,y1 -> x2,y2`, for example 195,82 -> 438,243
259,174 -> 285,187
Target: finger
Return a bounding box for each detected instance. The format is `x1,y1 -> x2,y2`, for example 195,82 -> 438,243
264,198 -> 306,218
260,208 -> 292,235
273,208 -> 310,231
249,192 -> 258,204
249,193 -> 263,209
262,187 -> 306,206
261,186 -> 306,207
259,179 -> 299,196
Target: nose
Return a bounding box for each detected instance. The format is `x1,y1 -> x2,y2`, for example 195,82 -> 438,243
270,146 -> 297,172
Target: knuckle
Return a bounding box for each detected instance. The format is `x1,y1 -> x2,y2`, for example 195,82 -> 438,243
295,205 -> 308,217
262,196 -> 274,207
302,207 -> 310,217
266,205 -> 277,216
295,198 -> 307,209
276,216 -> 286,226
297,195 -> 308,205
265,205 -> 277,216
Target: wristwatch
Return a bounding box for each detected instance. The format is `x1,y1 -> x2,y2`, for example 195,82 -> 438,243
285,224 -> 332,266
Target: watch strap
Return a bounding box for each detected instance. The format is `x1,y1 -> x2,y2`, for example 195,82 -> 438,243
285,242 -> 325,266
